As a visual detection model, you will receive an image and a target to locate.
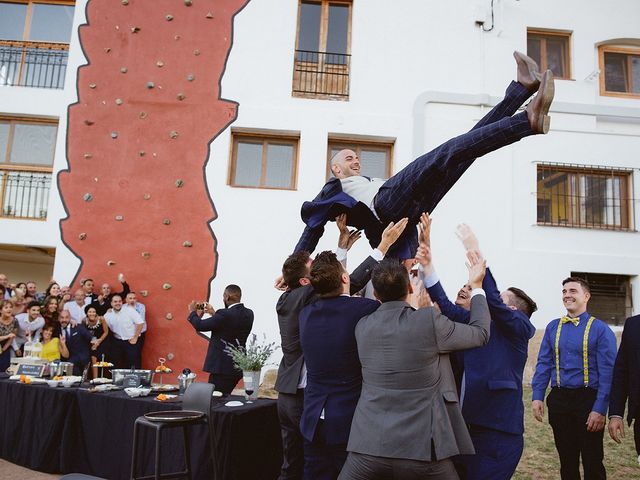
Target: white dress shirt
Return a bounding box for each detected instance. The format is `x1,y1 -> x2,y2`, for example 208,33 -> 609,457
64,301 -> 87,324
104,307 -> 143,340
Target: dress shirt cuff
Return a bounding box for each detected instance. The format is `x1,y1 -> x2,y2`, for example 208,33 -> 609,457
471,288 -> 486,298
335,247 -> 348,262
609,415 -> 623,419
592,399 -> 608,416
423,271 -> 440,289
371,248 -> 384,262
532,389 -> 546,402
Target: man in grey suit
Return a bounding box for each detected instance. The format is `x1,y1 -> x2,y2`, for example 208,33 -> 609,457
339,252 -> 491,479
275,216 -> 407,480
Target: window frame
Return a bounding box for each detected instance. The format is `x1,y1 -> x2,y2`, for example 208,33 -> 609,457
536,163 -> 634,231
292,0 -> 353,100
326,137 -> 394,180
0,0 -> 75,44
228,130 -> 300,191
598,45 -> 640,99
527,28 -> 572,80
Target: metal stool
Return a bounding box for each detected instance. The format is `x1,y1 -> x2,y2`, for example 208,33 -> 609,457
130,383 -> 216,480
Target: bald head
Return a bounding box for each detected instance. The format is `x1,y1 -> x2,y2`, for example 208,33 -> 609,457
330,149 -> 360,179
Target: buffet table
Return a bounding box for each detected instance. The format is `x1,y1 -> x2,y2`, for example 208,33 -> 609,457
0,377 -> 282,480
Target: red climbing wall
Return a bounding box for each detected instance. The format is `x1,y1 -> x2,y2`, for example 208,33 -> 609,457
58,0 -> 249,377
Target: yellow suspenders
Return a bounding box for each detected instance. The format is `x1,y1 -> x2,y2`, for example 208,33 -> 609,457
554,316 -> 595,387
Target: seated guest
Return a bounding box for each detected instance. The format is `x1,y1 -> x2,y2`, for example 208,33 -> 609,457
0,300 -> 17,371
90,274 -> 130,316
64,289 -> 88,325
298,252 -> 381,480
59,309 -> 93,375
339,254 -> 491,480
40,324 -> 69,362
187,285 -> 254,395
104,294 -> 143,368
85,305 -> 110,377
15,300 -> 46,355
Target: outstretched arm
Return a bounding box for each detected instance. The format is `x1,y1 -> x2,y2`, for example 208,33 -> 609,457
294,224 -> 325,255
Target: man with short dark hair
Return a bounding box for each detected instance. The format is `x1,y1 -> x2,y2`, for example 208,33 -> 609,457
14,301 -> 45,355
532,277 -> 617,480
298,251 -> 381,480
339,253 -> 490,479
417,217 -> 536,480
295,52 -> 554,259
89,274 -> 130,315
187,285 -> 254,394
104,294 -> 144,368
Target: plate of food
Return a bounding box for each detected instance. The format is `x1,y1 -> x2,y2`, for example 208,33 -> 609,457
89,384 -> 120,393
93,361 -> 114,368
154,393 -> 179,402
151,384 -> 179,392
90,377 -> 113,385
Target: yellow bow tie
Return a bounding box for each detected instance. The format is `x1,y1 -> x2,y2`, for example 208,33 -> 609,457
561,316 -> 580,326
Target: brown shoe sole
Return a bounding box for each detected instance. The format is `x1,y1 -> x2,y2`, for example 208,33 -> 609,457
536,74 -> 555,134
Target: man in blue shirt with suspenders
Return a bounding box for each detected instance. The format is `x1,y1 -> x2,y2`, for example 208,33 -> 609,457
532,277 -> 617,480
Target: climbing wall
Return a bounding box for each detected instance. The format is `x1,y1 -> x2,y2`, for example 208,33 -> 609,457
58,0 -> 249,375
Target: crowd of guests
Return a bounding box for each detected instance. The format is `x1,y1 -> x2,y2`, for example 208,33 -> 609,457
0,273 -> 147,376
272,213 -> 634,480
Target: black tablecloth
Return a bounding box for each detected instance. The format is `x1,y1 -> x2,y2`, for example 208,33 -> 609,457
0,378 -> 282,479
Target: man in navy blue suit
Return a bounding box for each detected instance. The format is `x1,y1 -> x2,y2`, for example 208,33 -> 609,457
295,52 -> 554,260
417,214 -> 537,480
608,314 -> 640,464
299,251 -> 380,480
59,309 -> 93,375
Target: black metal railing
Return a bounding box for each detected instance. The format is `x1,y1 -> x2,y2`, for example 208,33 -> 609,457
0,40 -> 68,89
293,50 -> 351,97
0,169 -> 51,220
536,164 -> 635,231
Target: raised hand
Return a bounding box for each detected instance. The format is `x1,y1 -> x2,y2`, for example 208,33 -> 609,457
466,249 -> 486,289
455,223 -> 480,252
336,213 -> 361,250
274,275 -> 287,291
418,212 -> 432,247
378,218 -> 409,255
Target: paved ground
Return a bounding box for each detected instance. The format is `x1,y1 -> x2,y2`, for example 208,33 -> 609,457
0,459 -> 61,480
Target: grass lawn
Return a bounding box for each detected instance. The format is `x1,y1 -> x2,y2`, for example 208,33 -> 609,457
514,386 -> 639,479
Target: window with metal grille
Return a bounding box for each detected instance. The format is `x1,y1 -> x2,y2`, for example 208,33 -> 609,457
536,163 -> 634,231
327,139 -> 394,180
0,1 -> 74,89
229,131 -> 299,190
0,116 -> 56,220
598,45 -> 640,98
571,272 -> 633,327
292,0 -> 352,99
527,29 -> 572,80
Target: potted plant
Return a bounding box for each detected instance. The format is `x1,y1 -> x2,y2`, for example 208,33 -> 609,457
225,334 -> 277,400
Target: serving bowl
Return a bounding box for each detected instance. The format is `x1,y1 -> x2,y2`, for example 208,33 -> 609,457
47,380 -> 59,388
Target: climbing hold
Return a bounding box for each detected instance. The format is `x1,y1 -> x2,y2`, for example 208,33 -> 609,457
162,283 -> 172,290
121,0 -> 128,5
182,241 -> 193,247
83,193 -> 93,202
206,12 -> 213,19
166,313 -> 173,320
156,60 -> 164,67
176,93 -> 186,101
146,81 -> 155,89
174,35 -> 181,40
138,150 -> 146,157
170,131 -> 179,139
104,47 -> 111,53
115,215 -> 124,221
143,193 -> 151,200
107,260 -> 116,266
175,179 -> 184,187
120,67 -> 128,73
84,153 -> 92,159
89,83 -> 96,89
131,27 -> 140,33
84,120 -> 94,126
193,49 -> 200,56
186,74 -> 195,82
141,251 -> 151,259
115,98 -> 123,105
184,0 -> 192,5
166,14 -> 173,21
140,290 -> 148,297
79,233 -> 87,240
139,111 -> 147,119
111,132 -> 118,139
163,218 -> 171,225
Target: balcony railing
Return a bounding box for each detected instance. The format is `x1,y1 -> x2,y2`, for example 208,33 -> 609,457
0,167 -> 52,220
293,50 -> 351,98
0,40 -> 68,89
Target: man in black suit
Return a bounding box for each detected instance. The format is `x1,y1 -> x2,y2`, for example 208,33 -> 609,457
59,309 -> 93,375
609,314 -> 640,462
274,216 -> 407,480
187,285 -> 254,395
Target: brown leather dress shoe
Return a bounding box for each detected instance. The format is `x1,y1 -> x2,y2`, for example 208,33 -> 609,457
514,51 -> 542,91
526,69 -> 554,134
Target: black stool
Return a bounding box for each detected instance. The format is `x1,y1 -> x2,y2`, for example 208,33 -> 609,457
130,383 -> 216,480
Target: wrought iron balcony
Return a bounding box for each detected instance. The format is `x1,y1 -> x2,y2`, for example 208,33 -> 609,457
292,50 -> 351,98
0,168 -> 52,220
0,40 -> 68,89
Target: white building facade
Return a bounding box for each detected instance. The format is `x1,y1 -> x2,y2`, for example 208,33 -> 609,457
2,0 -> 638,348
